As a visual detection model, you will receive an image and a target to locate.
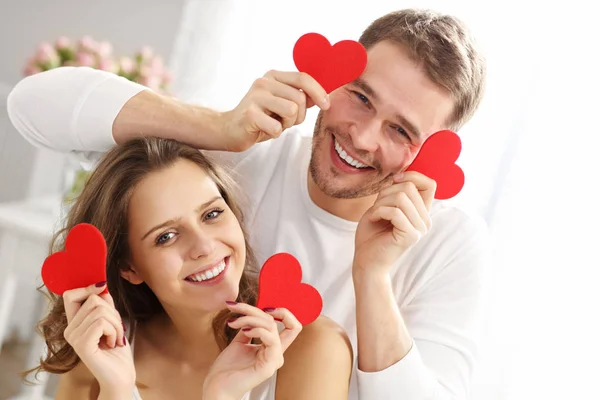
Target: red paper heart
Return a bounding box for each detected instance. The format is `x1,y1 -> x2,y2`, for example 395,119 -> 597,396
406,130 -> 465,200
256,253 -> 323,326
41,223 -> 107,295
293,32 -> 367,94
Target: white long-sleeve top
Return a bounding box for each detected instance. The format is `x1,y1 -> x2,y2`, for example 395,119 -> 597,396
7,67 -> 492,400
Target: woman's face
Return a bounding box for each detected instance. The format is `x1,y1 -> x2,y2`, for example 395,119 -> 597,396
125,159 -> 246,313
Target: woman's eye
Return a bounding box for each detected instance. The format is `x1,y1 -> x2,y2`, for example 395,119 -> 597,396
205,208 -> 224,221
156,232 -> 175,245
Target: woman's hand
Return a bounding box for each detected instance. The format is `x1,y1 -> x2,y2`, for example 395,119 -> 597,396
62,282 -> 135,394
203,302 -> 302,399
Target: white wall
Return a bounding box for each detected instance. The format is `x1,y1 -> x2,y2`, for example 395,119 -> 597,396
0,0 -> 186,203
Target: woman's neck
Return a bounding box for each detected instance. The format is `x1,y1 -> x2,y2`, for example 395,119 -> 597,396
139,308 -> 223,368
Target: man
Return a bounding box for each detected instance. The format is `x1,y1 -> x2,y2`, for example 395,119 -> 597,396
8,9 -> 490,400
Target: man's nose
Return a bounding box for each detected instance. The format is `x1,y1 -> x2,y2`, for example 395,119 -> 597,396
349,121 -> 381,154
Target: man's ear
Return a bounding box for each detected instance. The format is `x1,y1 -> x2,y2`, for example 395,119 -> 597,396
120,263 -> 145,285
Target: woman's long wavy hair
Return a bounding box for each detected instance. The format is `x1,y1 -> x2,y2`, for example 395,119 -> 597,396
25,137 -> 259,380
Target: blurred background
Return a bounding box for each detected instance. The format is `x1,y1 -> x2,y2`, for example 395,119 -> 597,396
0,0 -> 598,399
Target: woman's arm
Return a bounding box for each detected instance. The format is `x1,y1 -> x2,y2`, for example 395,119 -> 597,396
275,316 -> 353,400
54,362 -> 99,400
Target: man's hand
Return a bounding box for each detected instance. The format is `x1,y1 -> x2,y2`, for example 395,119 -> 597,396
220,70 -> 330,152
353,171 -> 436,278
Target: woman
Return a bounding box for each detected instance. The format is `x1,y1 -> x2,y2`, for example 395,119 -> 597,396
27,137 -> 353,399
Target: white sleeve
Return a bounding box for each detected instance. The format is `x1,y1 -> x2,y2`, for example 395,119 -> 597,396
6,66 -> 146,165
357,214 -> 492,400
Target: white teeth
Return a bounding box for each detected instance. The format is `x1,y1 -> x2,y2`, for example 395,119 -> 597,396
187,259 -> 227,282
334,139 -> 369,169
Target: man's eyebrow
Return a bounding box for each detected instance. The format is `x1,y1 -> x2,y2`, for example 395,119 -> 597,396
394,113 -> 423,141
352,78 -> 379,102
140,196 -> 222,241
352,78 -> 423,140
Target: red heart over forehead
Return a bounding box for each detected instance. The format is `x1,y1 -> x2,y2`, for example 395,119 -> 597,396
293,32 -> 367,94
256,253 -> 323,326
41,223 -> 107,295
406,130 -> 465,200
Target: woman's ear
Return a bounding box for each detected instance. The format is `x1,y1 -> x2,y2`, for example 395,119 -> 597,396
120,263 -> 145,285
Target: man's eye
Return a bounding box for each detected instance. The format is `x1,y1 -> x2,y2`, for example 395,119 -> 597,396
393,126 -> 410,138
156,232 -> 175,245
354,92 -> 370,105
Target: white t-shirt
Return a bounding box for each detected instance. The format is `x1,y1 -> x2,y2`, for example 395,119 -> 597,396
7,67 -> 492,400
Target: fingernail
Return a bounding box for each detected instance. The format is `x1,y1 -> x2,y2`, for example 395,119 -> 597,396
95,281 -> 107,287
394,173 -> 404,181
242,327 -> 252,332
323,95 -> 330,107
123,335 -> 126,345
263,308 -> 276,312
227,318 -> 238,323
274,318 -> 283,322
225,301 -> 238,306
122,322 -> 127,332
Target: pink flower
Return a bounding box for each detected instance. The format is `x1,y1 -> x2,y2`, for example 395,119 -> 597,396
98,58 -> 117,73
119,56 -> 136,75
35,42 -> 59,64
23,64 -> 42,76
139,74 -> 162,91
55,36 -> 71,49
76,51 -> 96,67
139,45 -> 154,61
97,41 -> 113,58
78,35 -> 97,52
149,55 -> 164,73
163,69 -> 174,85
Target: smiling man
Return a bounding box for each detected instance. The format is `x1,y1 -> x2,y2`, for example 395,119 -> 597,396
8,8 -> 490,400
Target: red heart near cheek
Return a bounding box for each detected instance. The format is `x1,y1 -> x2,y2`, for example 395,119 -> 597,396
41,223 -> 108,295
406,130 -> 465,200
256,253 -> 323,326
293,32 -> 367,94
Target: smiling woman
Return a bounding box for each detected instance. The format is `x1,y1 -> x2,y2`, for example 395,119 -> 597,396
24,137 -> 353,400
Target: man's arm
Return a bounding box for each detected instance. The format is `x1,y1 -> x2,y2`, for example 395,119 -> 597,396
353,213 -> 491,399
7,67 -> 328,157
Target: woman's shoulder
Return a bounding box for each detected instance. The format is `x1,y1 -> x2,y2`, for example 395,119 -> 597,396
274,316 -> 353,398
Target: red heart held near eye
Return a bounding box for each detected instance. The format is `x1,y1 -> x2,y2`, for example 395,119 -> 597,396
256,253 -> 323,326
406,130 -> 465,200
41,223 -> 108,295
293,32 -> 367,94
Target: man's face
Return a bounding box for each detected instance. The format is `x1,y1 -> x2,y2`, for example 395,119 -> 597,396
309,40 -> 455,199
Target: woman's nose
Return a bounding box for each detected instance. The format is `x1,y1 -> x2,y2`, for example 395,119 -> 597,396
189,228 -> 217,260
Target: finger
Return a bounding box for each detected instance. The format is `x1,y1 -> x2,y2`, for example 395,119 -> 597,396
258,95 -> 299,131
263,308 -> 302,352
241,327 -> 281,349
70,304 -> 124,347
225,302 -> 276,321
259,79 -> 308,125
63,281 -> 107,323
227,315 -> 278,333
375,182 -> 431,229
264,70 -> 329,110
246,106 -> 283,139
369,205 -> 418,240
393,171 -> 436,210
80,318 -> 119,351
373,190 -> 429,234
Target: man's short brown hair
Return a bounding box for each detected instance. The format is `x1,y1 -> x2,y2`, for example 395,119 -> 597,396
359,9 -> 486,130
